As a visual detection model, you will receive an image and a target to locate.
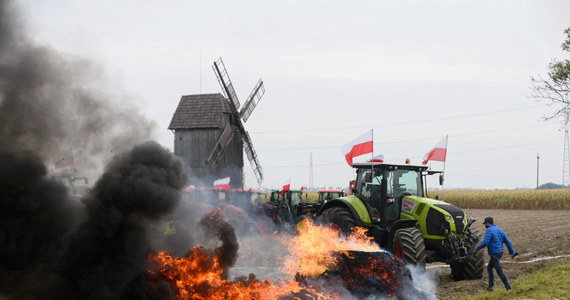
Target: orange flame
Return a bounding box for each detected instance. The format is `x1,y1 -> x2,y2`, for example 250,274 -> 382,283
283,219 -> 382,277
149,247 -> 331,299
148,219 -> 389,299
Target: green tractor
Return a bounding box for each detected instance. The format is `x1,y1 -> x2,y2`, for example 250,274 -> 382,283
317,162 -> 484,280
317,190 -> 345,203
260,190 -> 322,232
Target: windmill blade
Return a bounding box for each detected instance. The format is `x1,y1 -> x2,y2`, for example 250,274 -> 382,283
206,123 -> 235,167
242,131 -> 263,184
239,79 -> 265,122
212,57 -> 240,110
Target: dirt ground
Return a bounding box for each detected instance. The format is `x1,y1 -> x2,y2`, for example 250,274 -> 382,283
230,209 -> 570,299
435,209 -> 570,299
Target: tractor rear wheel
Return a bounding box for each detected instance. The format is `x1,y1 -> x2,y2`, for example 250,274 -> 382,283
392,227 -> 426,266
450,228 -> 485,280
320,206 -> 358,235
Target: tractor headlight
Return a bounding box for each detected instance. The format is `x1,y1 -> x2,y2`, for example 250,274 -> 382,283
445,215 -> 452,221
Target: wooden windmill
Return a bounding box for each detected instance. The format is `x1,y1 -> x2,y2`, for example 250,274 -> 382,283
169,58 -> 265,187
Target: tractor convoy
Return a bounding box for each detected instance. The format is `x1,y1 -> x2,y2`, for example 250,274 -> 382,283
178,161 -> 483,281
254,162 -> 484,281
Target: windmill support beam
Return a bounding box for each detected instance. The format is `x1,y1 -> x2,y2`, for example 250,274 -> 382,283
206,124 -> 236,167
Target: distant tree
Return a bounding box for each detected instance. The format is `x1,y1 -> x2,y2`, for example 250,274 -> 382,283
537,182 -> 568,190
531,28 -> 570,124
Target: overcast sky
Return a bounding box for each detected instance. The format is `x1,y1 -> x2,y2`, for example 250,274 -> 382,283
20,0 -> 570,190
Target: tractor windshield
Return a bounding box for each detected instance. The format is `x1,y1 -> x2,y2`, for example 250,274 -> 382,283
290,192 -> 302,206
387,169 -> 422,199
318,191 -> 344,203
356,166 -> 424,223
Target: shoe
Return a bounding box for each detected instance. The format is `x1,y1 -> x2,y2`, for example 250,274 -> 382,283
506,287 -> 511,291
486,287 -> 493,292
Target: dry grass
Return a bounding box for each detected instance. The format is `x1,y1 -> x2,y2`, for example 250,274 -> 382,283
428,189 -> 570,209
304,192 -> 319,203
300,189 -> 570,209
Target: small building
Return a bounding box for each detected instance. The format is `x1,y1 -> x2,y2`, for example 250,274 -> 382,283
168,93 -> 243,188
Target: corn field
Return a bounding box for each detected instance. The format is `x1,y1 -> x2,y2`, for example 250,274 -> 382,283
301,189 -> 570,209
427,189 -> 570,209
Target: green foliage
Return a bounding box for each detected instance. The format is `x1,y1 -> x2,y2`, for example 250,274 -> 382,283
562,27 -> 570,52
548,59 -> 570,84
531,27 -> 570,124
537,182 -> 568,189
456,260 -> 570,300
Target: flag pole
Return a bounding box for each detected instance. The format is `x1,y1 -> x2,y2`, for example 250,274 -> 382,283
371,129 -> 374,178
441,135 -> 448,189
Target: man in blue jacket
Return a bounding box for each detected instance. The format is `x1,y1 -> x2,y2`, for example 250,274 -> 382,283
476,216 -> 516,291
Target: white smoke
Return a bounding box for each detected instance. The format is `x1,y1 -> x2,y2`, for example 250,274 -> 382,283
408,265 -> 440,300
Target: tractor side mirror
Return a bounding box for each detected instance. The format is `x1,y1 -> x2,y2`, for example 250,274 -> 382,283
439,174 -> 444,186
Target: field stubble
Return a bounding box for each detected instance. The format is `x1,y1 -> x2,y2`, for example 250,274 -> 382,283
437,208 -> 570,299
429,189 -> 570,209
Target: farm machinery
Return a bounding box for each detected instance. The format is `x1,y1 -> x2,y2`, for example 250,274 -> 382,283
317,190 -> 345,203
317,162 -> 484,280
256,190 -> 323,232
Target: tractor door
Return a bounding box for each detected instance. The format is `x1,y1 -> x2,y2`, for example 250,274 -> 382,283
289,191 -> 302,213
385,168 -> 423,225
355,168 -> 386,224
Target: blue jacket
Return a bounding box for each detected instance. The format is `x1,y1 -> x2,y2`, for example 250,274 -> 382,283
476,224 -> 515,255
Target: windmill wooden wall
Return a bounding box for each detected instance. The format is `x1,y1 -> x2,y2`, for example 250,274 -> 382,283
169,93 -> 244,188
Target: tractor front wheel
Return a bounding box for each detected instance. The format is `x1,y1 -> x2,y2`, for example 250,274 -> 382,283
392,227 -> 427,267
451,229 -> 484,280
320,206 -> 358,235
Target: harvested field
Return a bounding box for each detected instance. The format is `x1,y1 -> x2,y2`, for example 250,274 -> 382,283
436,209 -> 570,299
229,208 -> 570,299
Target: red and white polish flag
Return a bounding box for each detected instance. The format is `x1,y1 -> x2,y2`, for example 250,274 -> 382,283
422,135 -> 448,165
280,179 -> 291,195
368,154 -> 385,163
341,130 -> 373,165
213,177 -> 231,190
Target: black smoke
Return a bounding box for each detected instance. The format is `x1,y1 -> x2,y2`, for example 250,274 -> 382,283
61,141 -> 186,300
199,209 -> 239,279
0,141 -> 191,300
0,151 -> 82,299
0,0 -> 186,299
0,0 -> 156,180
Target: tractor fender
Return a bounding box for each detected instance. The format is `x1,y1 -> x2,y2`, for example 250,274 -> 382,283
317,196 -> 371,226
387,219 -> 420,251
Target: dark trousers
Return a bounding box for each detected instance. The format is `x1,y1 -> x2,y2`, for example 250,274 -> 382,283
488,253 -> 511,289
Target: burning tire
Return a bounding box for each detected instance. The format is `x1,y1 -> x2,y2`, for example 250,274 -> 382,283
393,227 -> 427,267
451,229 -> 484,280
320,206 -> 357,235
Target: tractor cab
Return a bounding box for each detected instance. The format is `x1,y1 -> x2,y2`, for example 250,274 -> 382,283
270,190 -> 304,211
317,190 -> 345,203
263,189 -> 321,231
354,163 -> 427,227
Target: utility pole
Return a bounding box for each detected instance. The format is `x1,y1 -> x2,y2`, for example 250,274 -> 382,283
309,152 -> 314,190
536,153 -> 540,189
562,114 -> 570,186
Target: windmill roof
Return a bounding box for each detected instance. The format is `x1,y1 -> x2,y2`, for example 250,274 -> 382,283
168,93 -> 232,129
